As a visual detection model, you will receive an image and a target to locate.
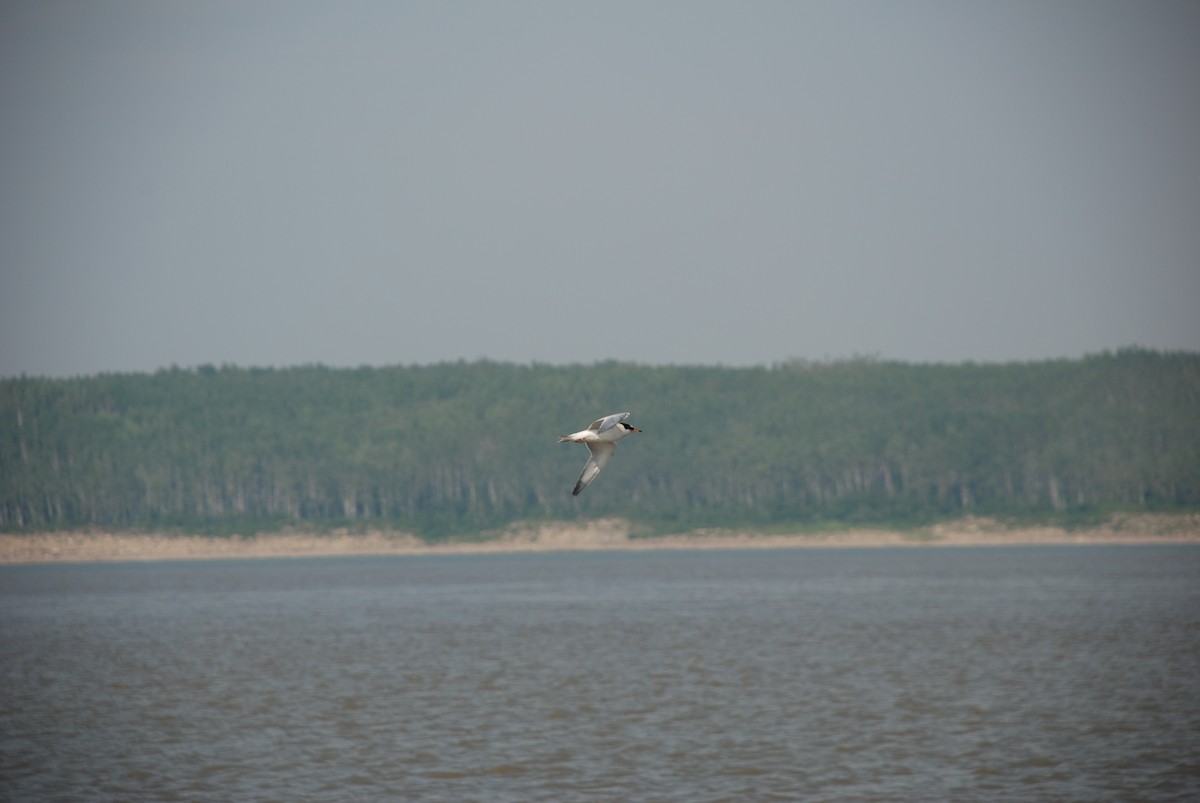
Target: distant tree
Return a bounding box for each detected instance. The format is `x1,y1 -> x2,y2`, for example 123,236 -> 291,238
1,352 -> 1198,536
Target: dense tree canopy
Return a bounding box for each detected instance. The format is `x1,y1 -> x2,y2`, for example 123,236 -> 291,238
2,350 -> 1197,538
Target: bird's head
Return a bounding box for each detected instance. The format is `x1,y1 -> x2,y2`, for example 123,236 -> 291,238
621,423 -> 642,433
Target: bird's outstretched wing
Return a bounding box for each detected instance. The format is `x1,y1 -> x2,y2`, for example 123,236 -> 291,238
573,441 -> 617,495
588,412 -> 630,434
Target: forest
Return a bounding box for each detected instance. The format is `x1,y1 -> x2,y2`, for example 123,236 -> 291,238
2,349 -> 1198,538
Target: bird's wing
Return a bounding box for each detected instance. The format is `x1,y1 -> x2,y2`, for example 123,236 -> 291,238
588,412 -> 630,433
573,441 -> 617,495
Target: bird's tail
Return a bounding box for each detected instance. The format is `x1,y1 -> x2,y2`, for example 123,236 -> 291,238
558,435 -> 571,443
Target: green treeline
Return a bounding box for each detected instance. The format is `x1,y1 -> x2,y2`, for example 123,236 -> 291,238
2,349 -> 1198,537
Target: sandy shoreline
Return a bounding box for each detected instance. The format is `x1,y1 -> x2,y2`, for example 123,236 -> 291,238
1,515 -> 1198,565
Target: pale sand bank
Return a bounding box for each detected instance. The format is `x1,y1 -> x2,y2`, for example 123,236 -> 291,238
1,515 -> 1197,565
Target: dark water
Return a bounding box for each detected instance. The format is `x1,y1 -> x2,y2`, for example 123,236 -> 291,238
2,547 -> 1198,802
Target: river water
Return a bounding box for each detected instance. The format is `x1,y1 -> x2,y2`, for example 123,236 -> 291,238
2,546 -> 1198,801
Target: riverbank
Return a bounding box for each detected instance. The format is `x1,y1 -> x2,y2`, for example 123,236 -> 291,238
2,514 -> 1198,565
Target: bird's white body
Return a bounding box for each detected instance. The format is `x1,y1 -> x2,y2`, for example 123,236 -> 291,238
558,412 -> 641,495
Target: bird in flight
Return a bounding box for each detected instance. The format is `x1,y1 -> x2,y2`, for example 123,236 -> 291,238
558,412 -> 642,495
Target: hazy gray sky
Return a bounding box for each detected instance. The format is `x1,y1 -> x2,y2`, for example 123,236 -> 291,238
2,1 -> 1198,376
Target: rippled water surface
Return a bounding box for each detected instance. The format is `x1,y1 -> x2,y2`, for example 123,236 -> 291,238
2,546 -> 1199,801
